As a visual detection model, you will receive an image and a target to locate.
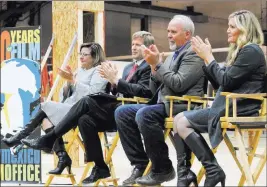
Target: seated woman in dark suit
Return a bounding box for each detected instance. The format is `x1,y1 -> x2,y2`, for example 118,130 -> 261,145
172,10 -> 266,187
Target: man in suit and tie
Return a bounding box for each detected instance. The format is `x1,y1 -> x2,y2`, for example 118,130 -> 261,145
115,15 -> 205,186
22,31 -> 154,183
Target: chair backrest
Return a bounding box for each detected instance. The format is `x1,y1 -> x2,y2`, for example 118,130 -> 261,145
203,77 -> 208,95
263,74 -> 267,93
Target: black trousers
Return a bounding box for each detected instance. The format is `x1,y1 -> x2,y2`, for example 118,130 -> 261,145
53,95 -> 119,162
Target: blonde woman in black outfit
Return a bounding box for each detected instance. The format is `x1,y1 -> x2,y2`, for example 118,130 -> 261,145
173,10 -> 266,187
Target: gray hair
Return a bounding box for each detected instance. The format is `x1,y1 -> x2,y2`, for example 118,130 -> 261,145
172,15 -> 195,36
132,31 -> 155,47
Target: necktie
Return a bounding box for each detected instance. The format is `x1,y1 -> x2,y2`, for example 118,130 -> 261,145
172,50 -> 179,61
170,50 -> 179,68
126,64 -> 138,82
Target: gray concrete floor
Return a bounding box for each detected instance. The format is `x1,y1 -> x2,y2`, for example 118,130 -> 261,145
2,132 -> 266,186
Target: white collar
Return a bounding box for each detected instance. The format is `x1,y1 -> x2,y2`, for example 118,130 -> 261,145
134,59 -> 144,66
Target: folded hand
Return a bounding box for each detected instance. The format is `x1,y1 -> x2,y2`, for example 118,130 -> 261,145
191,36 -> 214,63
98,61 -> 119,85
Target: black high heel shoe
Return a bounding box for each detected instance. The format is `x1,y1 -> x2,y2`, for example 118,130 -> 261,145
204,169 -> 226,187
178,170 -> 198,187
184,132 -> 226,187
49,151 -> 72,174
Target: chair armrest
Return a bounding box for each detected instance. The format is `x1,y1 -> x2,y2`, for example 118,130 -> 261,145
117,97 -> 137,103
182,95 -> 202,100
182,95 -> 209,104
220,92 -> 231,96
200,96 -> 215,101
226,93 -> 267,100
134,97 -> 149,103
165,96 -> 188,102
222,92 -> 266,118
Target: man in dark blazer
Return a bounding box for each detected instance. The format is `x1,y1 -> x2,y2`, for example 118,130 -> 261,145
114,15 -> 205,186
22,31 -> 154,183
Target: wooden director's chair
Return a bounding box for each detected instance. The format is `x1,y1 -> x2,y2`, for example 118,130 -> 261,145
142,95 -> 208,177
217,91 -> 267,186
194,84 -> 266,187
78,96 -> 149,187
45,127 -> 85,186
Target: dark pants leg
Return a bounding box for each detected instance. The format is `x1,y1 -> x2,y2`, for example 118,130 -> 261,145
115,104 -> 148,169
135,104 -> 171,173
78,99 -> 119,167
54,96 -> 106,137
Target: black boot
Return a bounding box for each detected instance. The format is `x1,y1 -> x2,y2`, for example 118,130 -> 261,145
21,98 -> 91,151
43,127 -> 72,174
173,133 -> 197,187
184,132 -> 226,187
49,151 -> 72,174
21,129 -> 57,151
3,110 -> 46,147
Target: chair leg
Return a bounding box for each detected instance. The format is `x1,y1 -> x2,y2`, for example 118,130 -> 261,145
77,135 -> 85,152
66,128 -> 79,152
93,132 -> 120,187
239,130 -> 262,186
45,175 -> 54,187
78,162 -> 94,186
253,149 -> 266,182
70,175 -> 77,185
235,128 -> 255,186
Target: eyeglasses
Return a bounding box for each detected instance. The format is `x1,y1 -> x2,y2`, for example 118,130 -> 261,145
78,53 -> 91,57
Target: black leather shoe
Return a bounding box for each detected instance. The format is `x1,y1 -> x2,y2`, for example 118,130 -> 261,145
122,167 -> 145,186
82,166 -> 110,184
135,167 -> 175,186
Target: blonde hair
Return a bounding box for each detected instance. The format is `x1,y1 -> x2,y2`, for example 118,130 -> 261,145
226,10 -> 264,66
80,42 -> 106,67
132,31 -> 155,47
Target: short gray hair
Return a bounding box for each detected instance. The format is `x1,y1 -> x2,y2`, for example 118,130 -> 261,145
172,15 -> 195,36
132,31 -> 155,47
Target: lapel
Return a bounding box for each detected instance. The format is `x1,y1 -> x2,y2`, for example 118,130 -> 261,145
122,63 -> 134,80
169,42 -> 191,70
127,60 -> 146,82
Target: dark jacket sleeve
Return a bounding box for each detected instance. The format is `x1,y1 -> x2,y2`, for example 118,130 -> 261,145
206,45 -> 263,90
150,72 -> 162,95
153,50 -> 205,93
116,65 -> 152,98
202,66 -> 220,90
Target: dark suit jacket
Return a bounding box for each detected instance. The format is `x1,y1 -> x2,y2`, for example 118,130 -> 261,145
89,60 -> 152,126
149,42 -> 206,115
206,44 -> 266,148
113,60 -> 152,98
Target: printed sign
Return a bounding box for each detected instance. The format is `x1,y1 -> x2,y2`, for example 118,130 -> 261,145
0,26 -> 42,183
